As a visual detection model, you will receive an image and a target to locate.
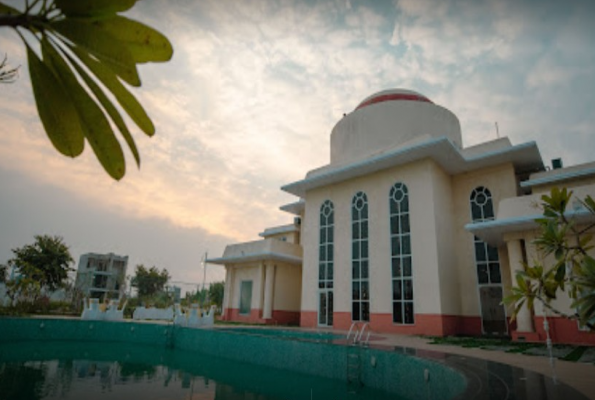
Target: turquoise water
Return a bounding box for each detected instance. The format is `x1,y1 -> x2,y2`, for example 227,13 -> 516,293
0,318 -> 467,400
0,340 -> 398,400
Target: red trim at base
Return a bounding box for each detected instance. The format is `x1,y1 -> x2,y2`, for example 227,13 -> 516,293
271,310 -> 300,326
223,308 -> 300,326
300,311 -> 317,328
532,316 -> 595,345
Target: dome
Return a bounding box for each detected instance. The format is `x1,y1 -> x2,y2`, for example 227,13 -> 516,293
329,88 -> 461,165
355,89 -> 433,111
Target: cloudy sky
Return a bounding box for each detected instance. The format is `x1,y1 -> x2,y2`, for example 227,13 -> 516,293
1,0 -> 594,291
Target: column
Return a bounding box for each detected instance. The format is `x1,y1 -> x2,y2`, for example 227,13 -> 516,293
507,239 -> 534,332
222,267 -> 233,318
263,264 -> 275,319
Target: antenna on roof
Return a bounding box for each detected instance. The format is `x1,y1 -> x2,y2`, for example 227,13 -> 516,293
495,122 -> 500,138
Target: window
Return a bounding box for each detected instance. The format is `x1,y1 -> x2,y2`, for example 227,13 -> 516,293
318,200 -> 334,325
470,186 -> 507,334
352,192 -> 370,321
470,187 -> 500,284
239,281 -> 252,315
390,183 -> 414,324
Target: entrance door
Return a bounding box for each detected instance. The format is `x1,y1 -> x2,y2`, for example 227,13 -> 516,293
318,290 -> 333,326
479,286 -> 507,334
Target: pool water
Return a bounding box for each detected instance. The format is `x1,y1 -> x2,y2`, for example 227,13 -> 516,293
0,340 -> 399,400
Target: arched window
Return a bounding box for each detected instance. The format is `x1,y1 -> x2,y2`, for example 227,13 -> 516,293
352,192 -> 369,321
470,186 -> 506,334
389,182 -> 413,324
470,187 -> 500,284
318,200 -> 334,326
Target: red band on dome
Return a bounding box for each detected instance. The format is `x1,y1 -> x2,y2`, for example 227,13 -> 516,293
356,93 -> 433,110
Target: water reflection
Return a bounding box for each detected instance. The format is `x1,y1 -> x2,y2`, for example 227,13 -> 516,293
0,341 -> 394,400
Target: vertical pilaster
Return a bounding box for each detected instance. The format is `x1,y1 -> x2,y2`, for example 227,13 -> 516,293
507,239 -> 534,332
263,264 -> 276,319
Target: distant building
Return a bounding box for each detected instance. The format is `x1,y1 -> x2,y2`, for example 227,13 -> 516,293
75,253 -> 128,300
209,88 -> 595,345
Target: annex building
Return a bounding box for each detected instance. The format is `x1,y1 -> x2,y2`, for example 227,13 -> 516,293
209,89 -> 595,345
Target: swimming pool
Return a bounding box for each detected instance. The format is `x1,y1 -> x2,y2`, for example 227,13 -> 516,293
0,317 -> 589,400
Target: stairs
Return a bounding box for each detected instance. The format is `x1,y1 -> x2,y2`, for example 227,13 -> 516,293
346,345 -> 362,386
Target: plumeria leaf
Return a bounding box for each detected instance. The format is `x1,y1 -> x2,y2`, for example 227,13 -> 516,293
27,44 -> 84,157
42,38 -> 125,180
92,16 -> 173,63
69,45 -> 155,136
55,0 -> 136,17
51,19 -> 140,86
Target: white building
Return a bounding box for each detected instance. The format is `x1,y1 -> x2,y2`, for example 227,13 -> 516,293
74,253 -> 128,300
209,89 -> 595,345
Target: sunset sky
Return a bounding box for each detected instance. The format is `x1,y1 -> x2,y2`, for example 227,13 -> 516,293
1,0 -> 594,292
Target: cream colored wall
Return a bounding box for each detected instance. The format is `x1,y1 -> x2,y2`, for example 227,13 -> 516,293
451,163 -> 518,317
266,231 -> 298,244
273,264 -> 302,311
301,158 -> 450,317
429,161 -> 460,315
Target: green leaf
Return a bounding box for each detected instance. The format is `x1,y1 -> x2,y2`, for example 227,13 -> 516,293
66,52 -> 140,167
55,0 -> 136,17
554,263 -> 566,283
92,16 -> 173,63
0,2 -> 20,14
51,19 -> 140,86
42,38 -> 125,180
27,45 -> 84,157
69,45 -> 155,136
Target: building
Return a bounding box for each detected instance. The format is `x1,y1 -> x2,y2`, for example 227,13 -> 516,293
74,253 -> 128,300
209,89 -> 595,345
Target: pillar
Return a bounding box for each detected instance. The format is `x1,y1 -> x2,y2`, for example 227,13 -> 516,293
222,267 -> 233,318
263,264 -> 275,319
506,239 -> 534,332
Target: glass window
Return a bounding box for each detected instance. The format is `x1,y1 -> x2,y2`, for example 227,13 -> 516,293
319,200 -> 335,326
352,192 -> 370,322
390,182 -> 414,324
470,188 -> 503,284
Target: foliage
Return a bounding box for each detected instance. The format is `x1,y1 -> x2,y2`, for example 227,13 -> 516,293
183,281 -> 225,310
0,263 -> 6,283
4,235 -> 74,304
504,187 -> 595,331
0,0 -> 173,180
0,53 -> 19,82
130,264 -> 170,298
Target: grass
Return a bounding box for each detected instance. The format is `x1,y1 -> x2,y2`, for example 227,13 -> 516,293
425,335 -> 592,362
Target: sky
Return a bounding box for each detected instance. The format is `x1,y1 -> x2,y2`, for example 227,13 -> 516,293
1,0 -> 595,293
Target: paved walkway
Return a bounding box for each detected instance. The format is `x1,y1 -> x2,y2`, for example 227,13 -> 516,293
367,333 -> 595,400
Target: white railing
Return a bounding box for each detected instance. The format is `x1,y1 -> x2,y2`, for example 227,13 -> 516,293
346,322 -> 370,346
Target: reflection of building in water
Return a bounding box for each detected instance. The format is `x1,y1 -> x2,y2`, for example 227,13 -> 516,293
74,253 -> 128,301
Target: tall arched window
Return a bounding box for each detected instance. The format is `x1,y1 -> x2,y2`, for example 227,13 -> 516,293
470,186 -> 506,334
352,192 -> 369,321
318,200 -> 334,326
389,182 -> 413,324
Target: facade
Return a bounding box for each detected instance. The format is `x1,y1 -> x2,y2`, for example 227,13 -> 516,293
210,89 -> 595,344
74,253 -> 128,300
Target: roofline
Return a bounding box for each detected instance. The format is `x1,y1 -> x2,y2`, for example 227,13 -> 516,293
207,252 -> 302,266
465,208 -> 595,246
258,224 -> 298,237
281,137 -> 543,197
520,166 -> 595,188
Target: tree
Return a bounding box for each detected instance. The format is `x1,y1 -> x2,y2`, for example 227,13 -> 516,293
0,0 -> 173,180
208,281 -> 224,310
0,263 -> 7,283
504,187 -> 595,331
130,264 -> 169,298
4,234 -> 74,302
